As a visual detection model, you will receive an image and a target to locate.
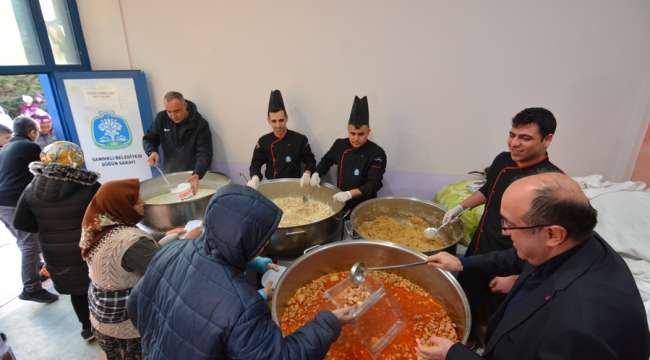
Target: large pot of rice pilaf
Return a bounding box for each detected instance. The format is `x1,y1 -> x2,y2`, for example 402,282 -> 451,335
271,240 -> 471,358
349,197 -> 466,255
257,178 -> 346,257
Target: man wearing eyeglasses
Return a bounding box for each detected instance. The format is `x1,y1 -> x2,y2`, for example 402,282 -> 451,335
417,173 -> 649,360
443,107 -> 562,344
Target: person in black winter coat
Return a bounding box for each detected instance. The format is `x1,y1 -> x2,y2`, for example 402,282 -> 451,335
142,91 -> 213,194
14,141 -> 100,341
128,184 -> 355,359
0,116 -> 57,304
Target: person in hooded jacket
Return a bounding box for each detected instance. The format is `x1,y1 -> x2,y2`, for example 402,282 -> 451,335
13,141 -> 100,341
142,91 -> 213,194
127,184 -> 355,360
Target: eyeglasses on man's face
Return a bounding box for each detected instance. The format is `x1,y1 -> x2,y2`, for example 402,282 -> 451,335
501,218 -> 552,232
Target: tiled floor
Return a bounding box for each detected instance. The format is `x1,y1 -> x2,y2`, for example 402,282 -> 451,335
0,222 -> 103,359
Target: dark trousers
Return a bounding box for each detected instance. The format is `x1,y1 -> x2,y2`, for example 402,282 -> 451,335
458,267 -> 506,344
70,294 -> 91,330
0,206 -> 42,293
93,329 -> 142,360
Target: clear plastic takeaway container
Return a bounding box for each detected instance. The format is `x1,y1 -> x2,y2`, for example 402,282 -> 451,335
324,275 -> 405,357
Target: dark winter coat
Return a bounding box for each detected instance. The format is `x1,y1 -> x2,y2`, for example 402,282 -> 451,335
128,184 -> 342,360
0,135 -> 41,207
142,100 -> 213,178
14,162 -> 100,295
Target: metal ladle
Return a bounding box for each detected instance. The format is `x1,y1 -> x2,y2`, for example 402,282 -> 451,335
302,186 -> 316,203
423,209 -> 467,240
155,166 -> 173,190
350,261 -> 429,284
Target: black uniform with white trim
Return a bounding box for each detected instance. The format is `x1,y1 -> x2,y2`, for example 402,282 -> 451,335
249,130 -> 316,180
315,138 -> 387,210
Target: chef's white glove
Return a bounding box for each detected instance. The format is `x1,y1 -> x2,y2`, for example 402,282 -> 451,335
333,191 -> 352,203
442,204 -> 464,225
247,175 -> 260,190
300,172 -> 311,188
310,172 -> 321,187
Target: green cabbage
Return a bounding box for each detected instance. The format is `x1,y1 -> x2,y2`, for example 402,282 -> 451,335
434,180 -> 485,246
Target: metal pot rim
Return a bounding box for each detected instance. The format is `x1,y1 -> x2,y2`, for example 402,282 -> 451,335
141,171 -> 231,206
274,239 -> 461,305
350,196 -> 450,216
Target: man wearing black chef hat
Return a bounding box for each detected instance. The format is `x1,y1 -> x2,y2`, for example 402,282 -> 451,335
309,96 -> 387,211
247,89 -> 316,189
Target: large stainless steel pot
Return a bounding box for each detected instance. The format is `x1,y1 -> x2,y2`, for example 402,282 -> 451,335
349,197 -> 466,255
140,171 -> 230,231
257,179 -> 345,257
272,240 -> 471,343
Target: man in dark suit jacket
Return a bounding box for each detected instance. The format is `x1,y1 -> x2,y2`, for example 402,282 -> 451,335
418,172 -> 650,360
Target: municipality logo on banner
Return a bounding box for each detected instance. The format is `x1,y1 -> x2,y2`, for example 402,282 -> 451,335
91,111 -> 132,149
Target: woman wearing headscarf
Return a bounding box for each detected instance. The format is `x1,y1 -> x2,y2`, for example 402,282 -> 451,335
14,141 -> 100,341
79,179 -> 195,360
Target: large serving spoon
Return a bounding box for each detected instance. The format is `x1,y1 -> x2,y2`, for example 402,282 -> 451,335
302,186 -> 316,203
350,261 -> 429,284
155,166 -> 172,189
423,209 -> 468,240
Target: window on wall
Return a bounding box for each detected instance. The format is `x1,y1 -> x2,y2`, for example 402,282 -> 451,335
0,0 -> 45,66
0,0 -> 89,74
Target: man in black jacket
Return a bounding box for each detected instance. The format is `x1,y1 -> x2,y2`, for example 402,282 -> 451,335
0,117 -> 58,303
418,173 -> 650,360
143,91 -> 213,193
247,89 -> 316,189
309,96 -> 387,211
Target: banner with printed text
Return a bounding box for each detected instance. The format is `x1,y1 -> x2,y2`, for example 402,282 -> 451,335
62,78 -> 152,181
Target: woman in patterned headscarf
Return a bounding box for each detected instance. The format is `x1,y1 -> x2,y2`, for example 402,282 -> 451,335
80,179 -> 192,360
14,141 -> 99,341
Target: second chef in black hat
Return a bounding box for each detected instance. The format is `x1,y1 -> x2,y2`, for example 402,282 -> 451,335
310,96 -> 387,210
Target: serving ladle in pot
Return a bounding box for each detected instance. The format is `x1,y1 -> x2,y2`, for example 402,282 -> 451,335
302,187 -> 316,203
423,209 -> 467,240
350,261 -> 429,284
155,166 -> 172,189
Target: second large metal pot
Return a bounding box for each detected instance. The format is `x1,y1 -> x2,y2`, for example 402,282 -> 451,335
272,240 -> 471,343
257,179 -> 345,257
349,197 -> 466,254
140,171 -> 231,231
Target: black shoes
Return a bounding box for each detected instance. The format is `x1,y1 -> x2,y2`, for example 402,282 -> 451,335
18,289 -> 58,303
81,328 -> 95,342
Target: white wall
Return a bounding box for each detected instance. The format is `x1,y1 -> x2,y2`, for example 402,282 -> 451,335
78,0 -> 650,196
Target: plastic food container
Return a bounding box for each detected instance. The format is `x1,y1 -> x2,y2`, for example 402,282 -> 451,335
172,182 -> 194,201
261,266 -> 287,289
184,220 -> 202,232
324,276 -> 405,357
